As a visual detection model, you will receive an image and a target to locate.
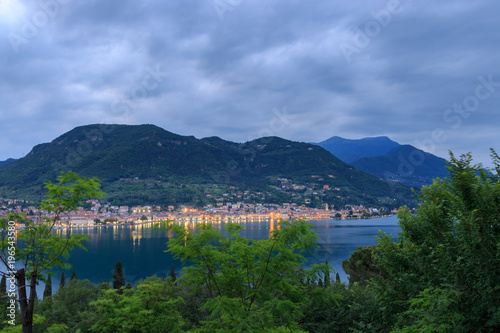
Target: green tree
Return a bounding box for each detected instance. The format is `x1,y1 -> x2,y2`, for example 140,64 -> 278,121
36,279 -> 103,333
43,275 -> 52,300
160,219 -> 324,331
90,277 -> 184,332
0,172 -> 104,333
341,245 -> 379,285
170,263 -> 176,283
391,287 -> 464,332
69,271 -> 76,287
59,272 -> 65,290
0,275 -> 5,294
113,261 -> 125,291
374,151 -> 500,331
324,259 -> 331,286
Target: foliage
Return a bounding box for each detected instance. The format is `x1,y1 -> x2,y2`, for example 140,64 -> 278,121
0,171 -> 104,333
341,245 -> 380,285
391,287 -> 464,332
43,275 -> 52,300
90,277 -> 185,332
59,272 -> 65,290
35,279 -> 105,333
373,150 -> 500,332
113,261 -> 125,291
160,219 -> 325,331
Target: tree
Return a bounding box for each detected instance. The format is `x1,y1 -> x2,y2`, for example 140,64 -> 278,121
341,245 -> 379,285
37,279 -> 103,333
90,277 -> 185,332
43,275 -> 52,299
374,150 -> 500,331
335,272 -> 341,284
160,219 -> 325,331
0,172 -> 104,333
0,275 -> 5,294
59,272 -> 65,290
170,263 -> 176,283
324,259 -> 331,286
69,270 -> 77,288
113,261 -> 125,291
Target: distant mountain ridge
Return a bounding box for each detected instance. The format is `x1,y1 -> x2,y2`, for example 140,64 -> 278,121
313,136 -> 400,164
0,158 -> 15,167
0,124 -> 414,207
351,145 -> 449,188
312,135 -> 449,188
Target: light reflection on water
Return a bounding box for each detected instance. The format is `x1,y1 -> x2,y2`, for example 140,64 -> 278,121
40,215 -> 400,294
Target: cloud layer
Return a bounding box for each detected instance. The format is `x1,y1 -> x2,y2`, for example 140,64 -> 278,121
1,0 -> 499,166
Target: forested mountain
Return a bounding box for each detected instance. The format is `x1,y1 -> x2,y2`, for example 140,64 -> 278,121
351,145 -> 449,188
313,136 -> 400,163
0,124 -> 414,207
0,158 -> 15,167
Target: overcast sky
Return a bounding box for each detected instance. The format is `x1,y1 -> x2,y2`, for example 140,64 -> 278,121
1,0 -> 499,166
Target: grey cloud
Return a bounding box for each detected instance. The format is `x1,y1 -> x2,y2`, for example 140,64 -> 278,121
0,0 -> 499,166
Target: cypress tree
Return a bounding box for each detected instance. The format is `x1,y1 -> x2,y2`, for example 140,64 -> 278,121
324,259 -> 331,286
70,270 -> 77,288
170,263 -> 176,283
126,282 -> 132,289
318,279 -> 323,287
336,272 -> 341,283
59,271 -> 65,289
43,275 -> 52,299
0,275 -> 6,294
113,261 -> 126,290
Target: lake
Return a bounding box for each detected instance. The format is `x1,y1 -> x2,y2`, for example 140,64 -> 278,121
44,215 -> 400,291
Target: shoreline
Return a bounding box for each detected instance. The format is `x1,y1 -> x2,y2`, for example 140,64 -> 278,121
47,213 -> 396,230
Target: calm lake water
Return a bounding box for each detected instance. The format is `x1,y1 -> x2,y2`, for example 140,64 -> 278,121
44,215 -> 400,291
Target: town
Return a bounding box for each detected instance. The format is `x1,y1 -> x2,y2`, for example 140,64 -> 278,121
0,197 -> 395,227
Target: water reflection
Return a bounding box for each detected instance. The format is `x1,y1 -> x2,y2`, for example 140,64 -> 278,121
44,216 -> 400,291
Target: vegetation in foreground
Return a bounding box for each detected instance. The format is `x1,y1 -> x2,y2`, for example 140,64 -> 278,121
0,150 -> 499,332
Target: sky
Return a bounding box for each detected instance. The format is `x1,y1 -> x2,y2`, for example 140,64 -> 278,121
0,0 -> 499,167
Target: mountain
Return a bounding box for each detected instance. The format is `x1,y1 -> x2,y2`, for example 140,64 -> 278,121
0,158 -> 15,167
0,124 -> 415,207
351,145 -> 449,188
313,136 -> 400,164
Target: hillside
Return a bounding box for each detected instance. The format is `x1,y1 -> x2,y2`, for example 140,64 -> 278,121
351,145 -> 449,188
0,158 -> 15,167
0,124 -> 416,208
313,136 -> 400,163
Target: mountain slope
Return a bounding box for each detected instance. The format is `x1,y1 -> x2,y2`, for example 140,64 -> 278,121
351,145 -> 449,188
313,136 -> 400,163
0,124 -> 415,207
0,159 -> 15,167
